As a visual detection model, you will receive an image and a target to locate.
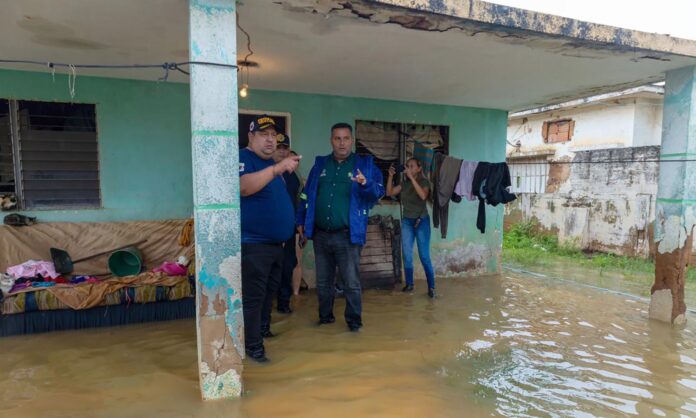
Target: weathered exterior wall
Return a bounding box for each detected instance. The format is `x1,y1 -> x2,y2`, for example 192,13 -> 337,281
507,97 -> 663,157
505,146 -> 660,258
0,69 -> 193,222
649,65 -> 696,325
633,99 -> 664,147
370,0 -> 696,58
189,0 -> 243,399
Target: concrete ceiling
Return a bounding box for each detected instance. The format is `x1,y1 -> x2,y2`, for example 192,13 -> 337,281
0,0 -> 695,111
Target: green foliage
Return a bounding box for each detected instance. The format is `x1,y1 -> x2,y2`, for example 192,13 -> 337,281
503,221 -> 696,281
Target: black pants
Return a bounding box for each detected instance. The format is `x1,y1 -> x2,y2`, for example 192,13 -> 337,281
277,235 -> 297,310
241,243 -> 283,350
313,230 -> 363,327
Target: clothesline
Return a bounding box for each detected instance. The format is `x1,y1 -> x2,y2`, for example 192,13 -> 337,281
426,152 -> 515,238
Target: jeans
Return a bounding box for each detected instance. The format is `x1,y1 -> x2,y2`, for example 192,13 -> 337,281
313,230 -> 363,327
277,235 -> 297,310
241,243 -> 283,351
401,215 -> 436,289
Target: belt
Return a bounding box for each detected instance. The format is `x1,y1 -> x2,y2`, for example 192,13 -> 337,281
242,242 -> 284,247
315,226 -> 350,234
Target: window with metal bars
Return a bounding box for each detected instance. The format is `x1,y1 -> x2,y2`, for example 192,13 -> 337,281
0,99 -> 100,210
0,100 -> 13,196
355,120 -> 449,202
508,157 -> 550,194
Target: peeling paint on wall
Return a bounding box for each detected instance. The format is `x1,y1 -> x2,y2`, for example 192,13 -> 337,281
275,0 -> 682,109
189,0 -> 244,399
200,362 -> 242,398
656,210 -> 696,254
650,65 -> 696,325
432,242 -> 493,277
368,0 -> 696,57
506,146 -> 660,258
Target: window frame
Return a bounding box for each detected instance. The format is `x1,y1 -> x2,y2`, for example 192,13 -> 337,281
239,109 -> 292,135
542,118 -> 575,143
1,98 -> 102,211
354,119 -> 450,204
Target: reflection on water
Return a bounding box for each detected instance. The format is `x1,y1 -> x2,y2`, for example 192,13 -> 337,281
504,259 -> 696,308
2,270 -> 696,418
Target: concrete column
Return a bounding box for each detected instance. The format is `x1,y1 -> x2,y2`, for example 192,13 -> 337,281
189,0 -> 244,398
649,65 -> 696,326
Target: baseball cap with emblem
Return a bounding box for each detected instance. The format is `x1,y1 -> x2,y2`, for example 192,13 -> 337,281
276,133 -> 290,148
249,114 -> 278,133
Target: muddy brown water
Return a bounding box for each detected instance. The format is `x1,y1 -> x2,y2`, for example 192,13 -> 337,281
2,269 -> 696,418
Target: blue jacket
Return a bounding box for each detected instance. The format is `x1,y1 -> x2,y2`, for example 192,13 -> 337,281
297,154 -> 384,246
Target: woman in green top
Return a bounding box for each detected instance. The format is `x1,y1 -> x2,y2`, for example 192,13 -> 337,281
386,158 -> 436,297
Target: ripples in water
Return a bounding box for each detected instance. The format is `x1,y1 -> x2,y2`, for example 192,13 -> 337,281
1,270 -> 695,417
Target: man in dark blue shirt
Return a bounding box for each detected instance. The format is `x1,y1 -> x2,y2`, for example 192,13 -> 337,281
273,133 -> 303,314
240,115 -> 300,362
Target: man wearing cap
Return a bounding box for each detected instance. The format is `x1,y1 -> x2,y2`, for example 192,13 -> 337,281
240,115 -> 300,362
273,133 -> 303,314
296,122 -> 384,332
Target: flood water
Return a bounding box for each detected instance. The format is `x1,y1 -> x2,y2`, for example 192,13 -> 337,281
2,269 -> 696,418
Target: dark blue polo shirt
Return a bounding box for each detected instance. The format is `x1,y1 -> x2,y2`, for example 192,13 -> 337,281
239,148 -> 295,244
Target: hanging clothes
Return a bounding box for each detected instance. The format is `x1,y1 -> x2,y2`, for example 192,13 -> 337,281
472,162 -> 516,233
454,161 -> 479,201
432,153 -> 462,239
413,140 -> 436,176
431,153 -> 446,237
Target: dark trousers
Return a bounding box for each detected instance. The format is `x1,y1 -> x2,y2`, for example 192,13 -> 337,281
313,230 -> 363,326
277,235 -> 297,309
241,243 -> 283,350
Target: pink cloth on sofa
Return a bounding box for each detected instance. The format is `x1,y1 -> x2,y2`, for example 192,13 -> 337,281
7,260 -> 59,280
152,262 -> 187,276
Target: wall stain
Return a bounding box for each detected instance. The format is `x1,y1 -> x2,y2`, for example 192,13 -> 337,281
17,16 -> 109,50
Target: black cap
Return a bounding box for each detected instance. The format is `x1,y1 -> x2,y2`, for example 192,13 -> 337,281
276,133 -> 290,147
249,114 -> 278,133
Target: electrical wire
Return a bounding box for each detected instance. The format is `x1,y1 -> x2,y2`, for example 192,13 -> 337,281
236,14 -> 254,65
0,59 -> 237,77
506,158 -> 696,165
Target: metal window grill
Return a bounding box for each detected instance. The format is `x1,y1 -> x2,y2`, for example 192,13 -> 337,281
508,158 -> 549,194
0,99 -> 13,194
7,100 -> 101,209
355,120 -> 449,202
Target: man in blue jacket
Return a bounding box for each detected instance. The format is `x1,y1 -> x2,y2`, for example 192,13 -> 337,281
297,122 -> 384,332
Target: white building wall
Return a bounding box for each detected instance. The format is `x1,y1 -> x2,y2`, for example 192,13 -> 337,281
508,101 -> 637,156
632,98 -> 663,147
505,93 -> 668,260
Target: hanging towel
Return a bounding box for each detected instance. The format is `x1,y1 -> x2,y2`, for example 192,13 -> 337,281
413,141 -> 435,176
454,161 -> 479,201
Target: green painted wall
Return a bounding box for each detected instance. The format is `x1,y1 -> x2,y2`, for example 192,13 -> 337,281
1,69 -> 507,275
242,90 -> 508,277
0,69 -> 192,222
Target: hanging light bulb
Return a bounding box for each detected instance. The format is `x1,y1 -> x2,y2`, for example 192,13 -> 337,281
239,83 -> 249,98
